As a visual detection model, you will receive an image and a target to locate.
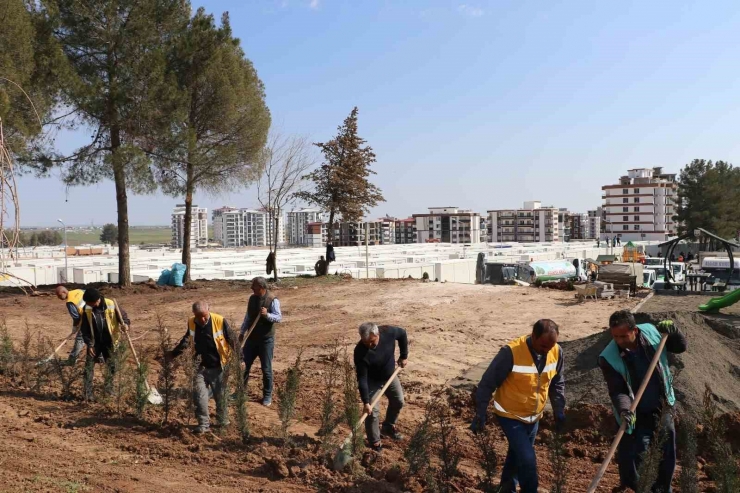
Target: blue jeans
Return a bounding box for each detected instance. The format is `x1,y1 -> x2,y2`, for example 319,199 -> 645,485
242,336 -> 274,399
618,411 -> 676,492
497,415 -> 539,493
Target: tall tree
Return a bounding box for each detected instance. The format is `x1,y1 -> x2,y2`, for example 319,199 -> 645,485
257,133 -> 315,281
33,0 -> 188,286
152,8 -> 270,281
100,223 -> 118,245
296,107 -> 384,256
674,159 -> 740,245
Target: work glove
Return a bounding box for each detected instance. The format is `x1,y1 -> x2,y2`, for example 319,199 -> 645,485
620,410 -> 637,431
657,319 -> 678,336
470,415 -> 486,434
554,410 -> 566,433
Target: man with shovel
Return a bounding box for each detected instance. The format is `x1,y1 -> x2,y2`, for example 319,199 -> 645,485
78,288 -> 130,401
598,310 -> 686,493
239,277 -> 282,407
470,319 -> 565,493
53,286 -> 86,365
354,322 -> 408,453
166,301 -> 237,434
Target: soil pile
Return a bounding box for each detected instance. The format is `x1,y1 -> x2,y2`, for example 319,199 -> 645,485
562,310 -> 740,418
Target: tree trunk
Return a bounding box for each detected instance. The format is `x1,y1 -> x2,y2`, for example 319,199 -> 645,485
111,126 -> 130,287
273,215 -> 279,282
182,161 -> 194,283
326,207 -> 335,270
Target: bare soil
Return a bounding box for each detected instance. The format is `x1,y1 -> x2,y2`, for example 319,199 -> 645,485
0,278 -> 727,492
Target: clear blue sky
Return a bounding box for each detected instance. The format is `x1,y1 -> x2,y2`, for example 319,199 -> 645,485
17,0 -> 740,226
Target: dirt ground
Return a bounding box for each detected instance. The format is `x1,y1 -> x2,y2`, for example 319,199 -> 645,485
0,278 -> 706,492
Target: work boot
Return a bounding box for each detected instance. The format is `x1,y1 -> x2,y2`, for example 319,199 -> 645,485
193,426 -> 209,435
381,423 -> 403,441
369,441 -> 382,453
262,396 -> 272,407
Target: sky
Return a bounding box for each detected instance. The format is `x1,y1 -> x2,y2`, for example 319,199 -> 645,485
15,0 -> 740,226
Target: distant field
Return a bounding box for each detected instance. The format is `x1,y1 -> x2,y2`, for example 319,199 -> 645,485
24,227 -> 173,246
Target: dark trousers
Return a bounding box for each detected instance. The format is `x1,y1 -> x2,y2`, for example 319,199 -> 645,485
498,415 -> 539,493
365,376 -> 404,444
242,336 -> 274,399
83,347 -> 116,400
617,410 -> 676,492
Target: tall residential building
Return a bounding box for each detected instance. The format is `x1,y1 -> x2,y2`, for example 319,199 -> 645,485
557,208 -> 572,242
394,217 -> 417,244
586,209 -> 602,239
212,206 -> 244,247
413,207 -> 482,244
171,204 -> 208,249
211,207 -> 284,247
602,167 -> 677,241
488,201 -> 559,243
332,220 -> 392,246
286,208 -> 325,246
569,213 -> 587,240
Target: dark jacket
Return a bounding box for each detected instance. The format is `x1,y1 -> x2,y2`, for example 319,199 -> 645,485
171,317 -> 236,369
326,244 -> 336,263
598,328 -> 686,415
79,303 -> 130,359
474,337 -> 565,421
354,326 -> 409,404
242,292 -> 280,341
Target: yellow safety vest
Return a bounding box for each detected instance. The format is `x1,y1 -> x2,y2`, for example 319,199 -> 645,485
67,290 -> 86,327
492,335 -> 560,424
84,298 -> 122,347
188,313 -> 232,368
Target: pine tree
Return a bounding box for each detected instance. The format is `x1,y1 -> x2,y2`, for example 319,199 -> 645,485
296,107 -> 384,256
33,0 -> 189,286
152,8 -> 269,281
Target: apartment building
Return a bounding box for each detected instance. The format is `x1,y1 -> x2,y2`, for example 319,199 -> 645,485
286,208 -> 325,246
331,220 -> 391,247
394,217 -> 416,244
211,207 -> 284,247
569,213 -> 587,240
488,201 -> 559,243
212,206 -> 244,247
171,204 -> 208,249
602,167 -> 677,241
586,209 -> 602,239
557,209 -> 572,242
413,207 -> 482,244
306,222 -> 328,247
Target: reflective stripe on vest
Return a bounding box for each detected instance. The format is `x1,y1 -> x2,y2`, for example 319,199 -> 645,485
67,289 -> 86,312
187,313 -> 232,368
492,335 -> 560,424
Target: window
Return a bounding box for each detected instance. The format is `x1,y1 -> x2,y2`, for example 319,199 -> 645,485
634,216 -> 640,221
634,188 -> 640,194
634,197 -> 639,203
623,216 -> 628,221
634,225 -> 640,230
623,198 -> 628,203
623,188 -> 629,194
623,225 -> 629,230
623,207 -> 628,212
634,207 -> 640,212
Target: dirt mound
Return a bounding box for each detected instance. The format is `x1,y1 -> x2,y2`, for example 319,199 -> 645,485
562,310 -> 740,418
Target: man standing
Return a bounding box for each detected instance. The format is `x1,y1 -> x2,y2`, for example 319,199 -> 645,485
471,320 -> 565,493
239,277 -> 282,407
54,286 -> 86,365
78,288 -> 130,400
166,301 -> 236,434
354,322 -> 408,452
599,311 -> 686,493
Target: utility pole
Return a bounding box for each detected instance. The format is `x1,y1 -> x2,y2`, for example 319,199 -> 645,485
57,218 -> 68,283
365,221 -> 369,280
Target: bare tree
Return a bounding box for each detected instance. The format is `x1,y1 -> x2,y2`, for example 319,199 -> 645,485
256,133 -> 315,281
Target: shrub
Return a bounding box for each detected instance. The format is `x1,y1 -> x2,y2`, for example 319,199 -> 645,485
229,332 -> 249,443
549,426 -> 569,493
317,341 -> 343,449
47,340 -> 82,401
20,322 -> 32,387
434,399 -> 461,492
678,414 -> 699,493
472,425 -> 499,493
702,386 -> 739,493
277,349 -> 303,444
0,318 -> 14,375
636,406 -> 670,493
342,351 -> 363,457
156,314 -> 178,424
132,356 -> 149,419
105,342 -> 131,415
406,399 -> 437,477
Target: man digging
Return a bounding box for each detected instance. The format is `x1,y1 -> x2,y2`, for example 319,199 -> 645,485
166,301 -> 237,434
599,310 -> 686,493
239,277 -> 282,407
354,322 -> 409,452
54,286 -> 87,365
471,319 -> 565,493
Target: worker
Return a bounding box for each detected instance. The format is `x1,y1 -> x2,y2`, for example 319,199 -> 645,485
314,255 -> 328,276
470,320 -> 565,493
599,311 -> 686,492
54,286 -> 86,365
239,276 -> 282,407
354,322 -> 408,453
166,301 -> 236,434
78,288 -> 129,401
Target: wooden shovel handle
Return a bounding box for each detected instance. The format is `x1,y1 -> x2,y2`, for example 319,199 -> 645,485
586,333 -> 669,493
240,313 -> 262,351
113,299 -> 150,392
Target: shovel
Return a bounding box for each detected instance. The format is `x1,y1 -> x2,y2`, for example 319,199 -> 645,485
37,329 -> 78,366
332,366 -> 403,471
239,311 -> 262,351
114,299 -> 163,406
586,333 -> 669,493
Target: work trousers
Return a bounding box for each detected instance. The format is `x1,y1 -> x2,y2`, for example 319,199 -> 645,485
68,329 -> 85,362
193,366 -> 227,430
365,376 -> 404,445
498,415 -> 540,493
618,410 -> 676,492
242,336 -> 274,399
83,348 -> 117,401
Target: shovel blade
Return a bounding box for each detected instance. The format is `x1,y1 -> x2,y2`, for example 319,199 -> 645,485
147,387 -> 164,405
